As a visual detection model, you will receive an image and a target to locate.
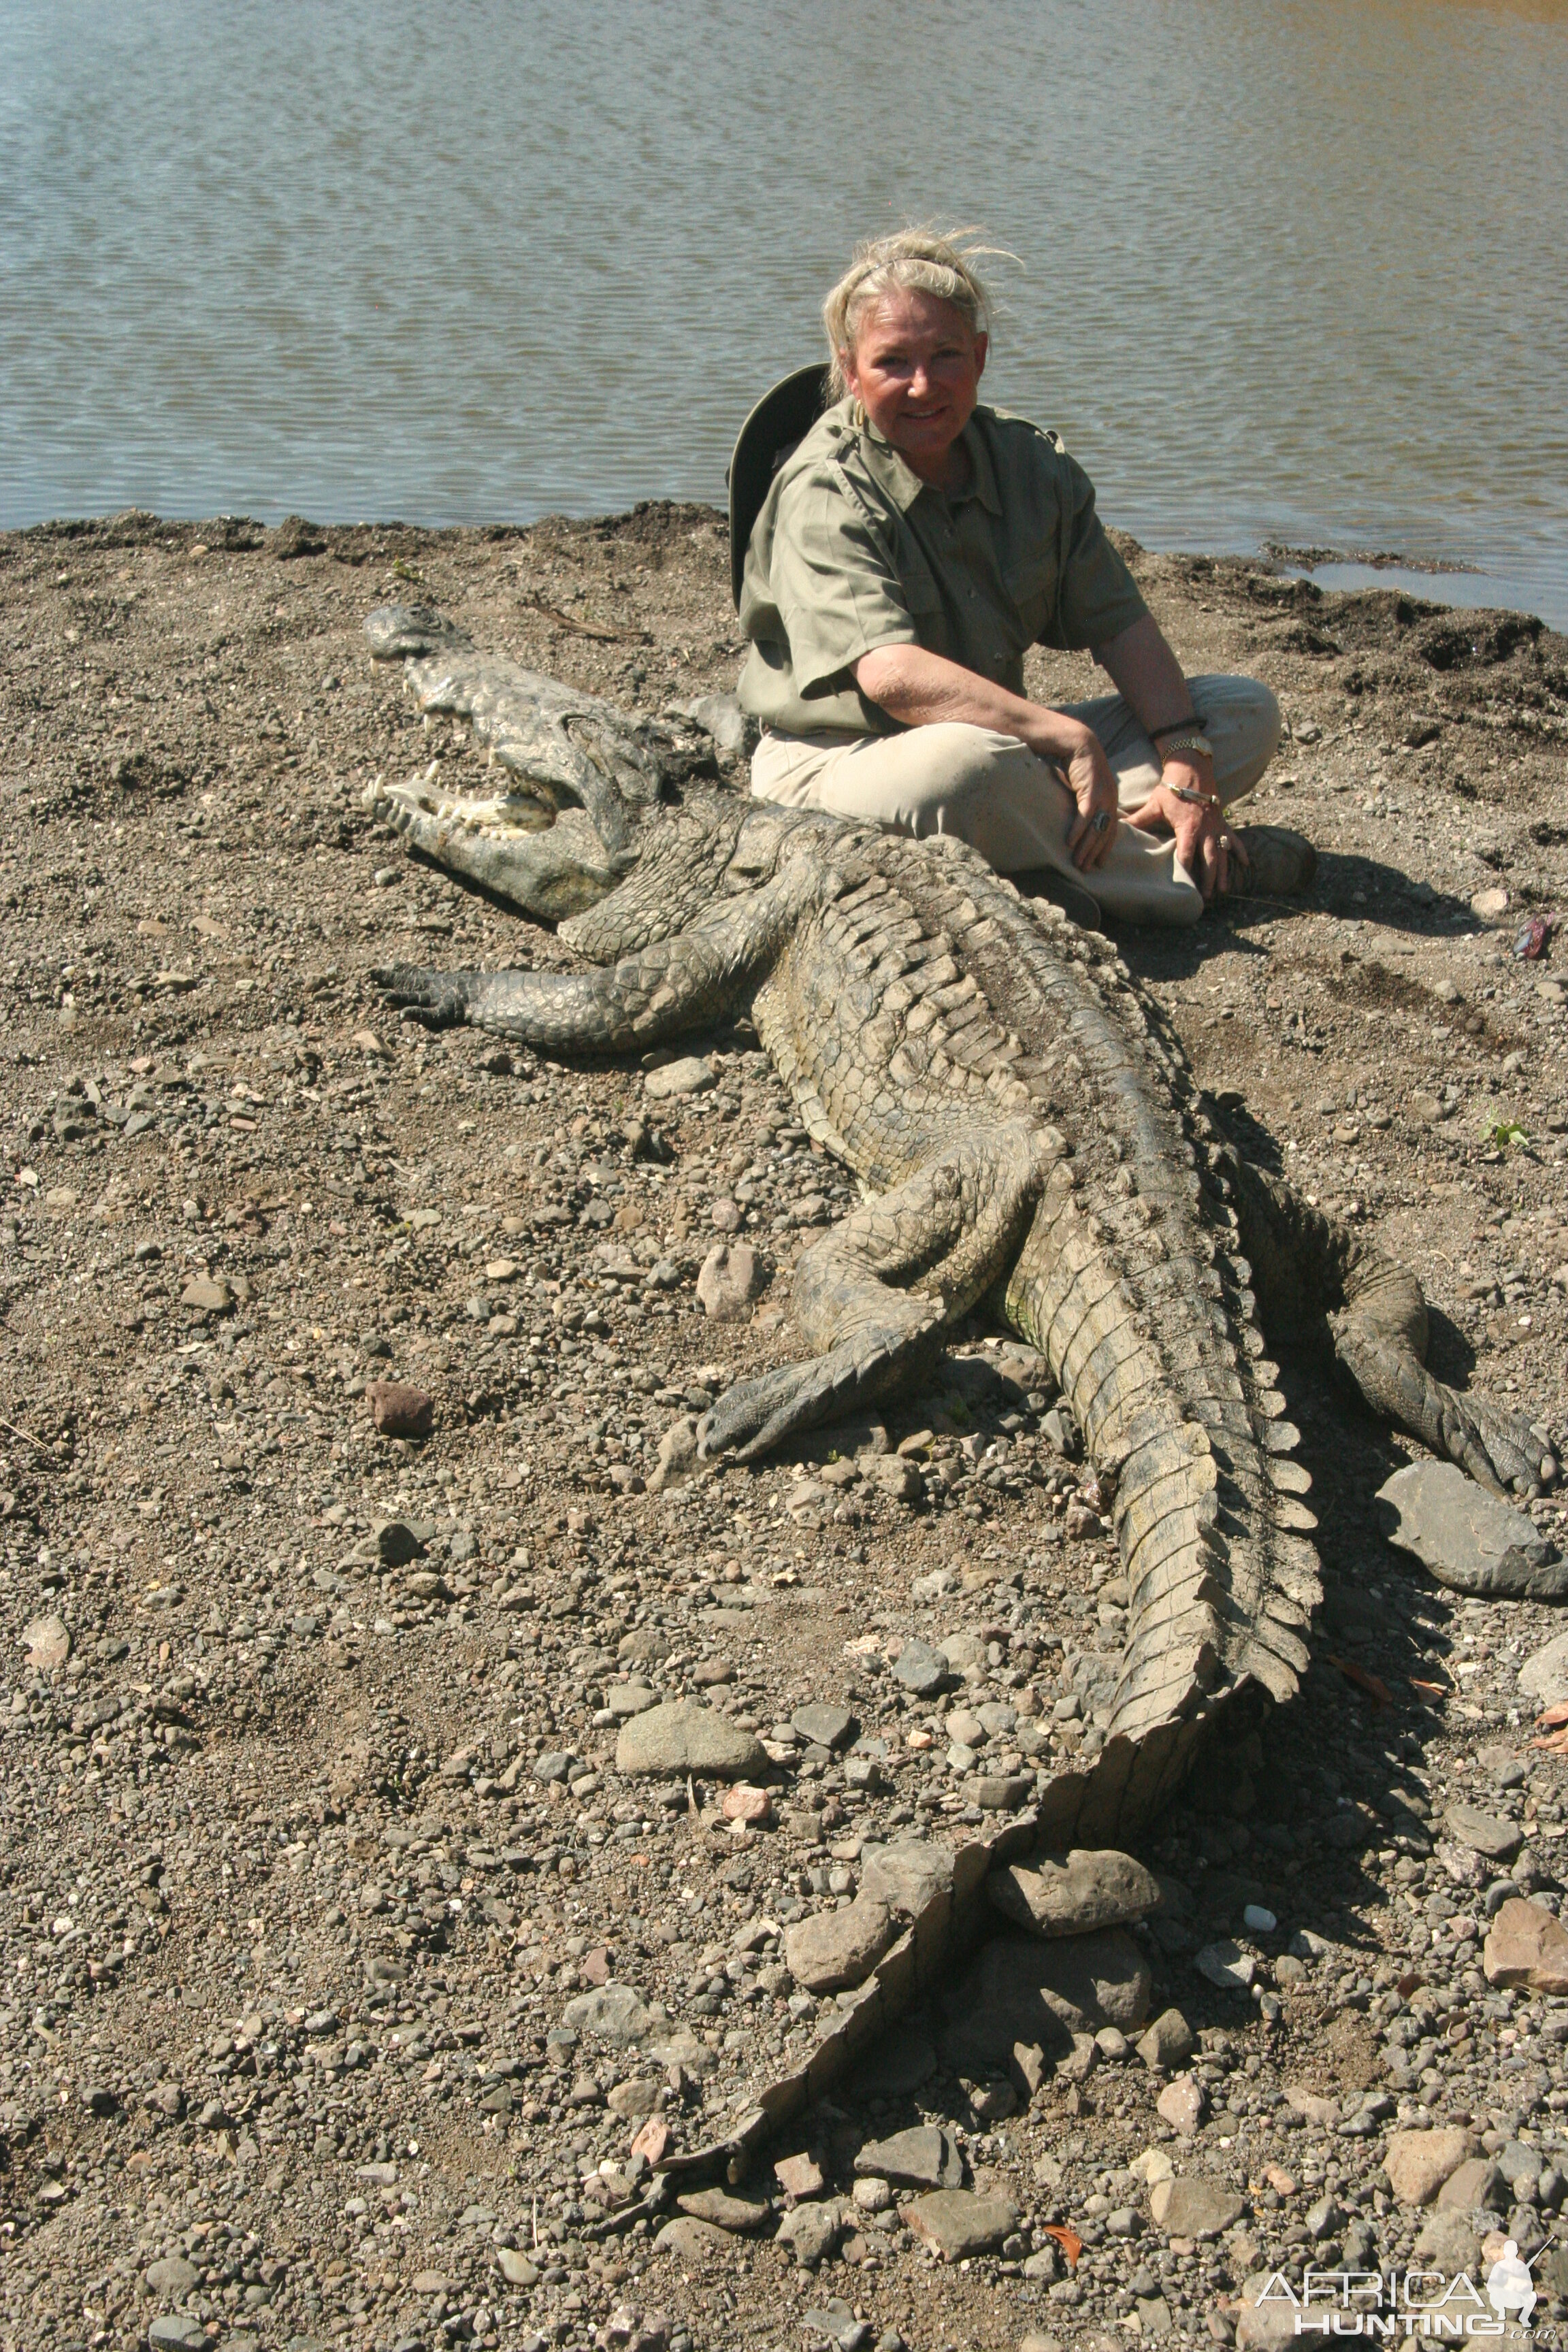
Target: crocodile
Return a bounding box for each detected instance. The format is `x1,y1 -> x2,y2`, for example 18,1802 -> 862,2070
363,607 -> 1556,1844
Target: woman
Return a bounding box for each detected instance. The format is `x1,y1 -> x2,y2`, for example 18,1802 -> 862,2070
737,227 -> 1313,926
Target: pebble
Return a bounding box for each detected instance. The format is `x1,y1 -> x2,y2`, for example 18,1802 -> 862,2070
854,2125 -> 964,2191
905,2189 -> 1018,2261
1483,1895 -> 1568,1992
1384,2127 -> 1474,2206
721,1783 -> 772,1825
180,1275 -> 233,1315
1149,2177 -> 1244,2238
775,2152 -> 826,2198
22,1614 -> 71,1671
1445,1801 -> 1524,1863
857,1840 -> 955,1917
1471,887 -> 1510,921
676,2187 -> 770,2232
1437,2157 -> 1506,2213
145,2257 -> 200,2296
1375,1463 -> 1563,1598
364,1379 -> 435,1439
642,1056 -> 714,1100
148,2323 -> 208,2352
988,1848 -> 1162,1938
1156,2074 -> 1206,2134
695,1241 -> 763,1320
1194,1938 -> 1258,1992
784,1896 -> 894,1993
791,1701 -> 855,1751
1414,2210 -> 1483,2278
1137,2008 -> 1196,2072
495,2248 -> 540,2285
776,2202 -> 840,2268
1518,1631 -> 1568,1708
890,1639 -> 947,1696
653,2215 -> 731,2259
561,1982 -> 653,2045
615,1699 -> 769,1779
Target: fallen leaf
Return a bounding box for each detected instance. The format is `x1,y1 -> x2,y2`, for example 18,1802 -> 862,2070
1531,1729 -> 1568,1755
1408,1678 -> 1450,1699
1324,1653 -> 1392,1708
1043,2224 -> 1083,2269
1537,1703 -> 1568,1731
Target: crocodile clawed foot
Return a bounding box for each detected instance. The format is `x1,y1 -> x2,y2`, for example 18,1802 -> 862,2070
1439,1385 -> 1557,1499
372,964 -> 478,1032
698,1317 -> 939,1463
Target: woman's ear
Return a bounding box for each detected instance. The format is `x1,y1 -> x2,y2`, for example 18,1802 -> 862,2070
973,331 -> 989,382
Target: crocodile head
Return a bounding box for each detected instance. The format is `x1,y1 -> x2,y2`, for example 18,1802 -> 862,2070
362,606 -> 724,923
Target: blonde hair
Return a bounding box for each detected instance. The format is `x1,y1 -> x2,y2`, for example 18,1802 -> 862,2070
822,225 -> 1007,398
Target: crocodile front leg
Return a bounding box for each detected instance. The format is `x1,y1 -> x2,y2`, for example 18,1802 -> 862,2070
1232,1154 -> 1557,1498
698,1121 -> 1058,1460
375,869 -> 811,1054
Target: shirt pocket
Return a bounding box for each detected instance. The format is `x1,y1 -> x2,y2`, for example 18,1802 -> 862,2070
1002,553 -> 1058,647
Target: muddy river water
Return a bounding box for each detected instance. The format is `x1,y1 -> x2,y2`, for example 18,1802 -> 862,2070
3,0 -> 1565,621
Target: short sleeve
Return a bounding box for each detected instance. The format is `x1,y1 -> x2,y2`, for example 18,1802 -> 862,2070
770,470 -> 921,695
1051,455 -> 1148,650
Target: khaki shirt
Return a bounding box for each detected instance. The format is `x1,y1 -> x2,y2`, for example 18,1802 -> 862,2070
738,396 -> 1147,738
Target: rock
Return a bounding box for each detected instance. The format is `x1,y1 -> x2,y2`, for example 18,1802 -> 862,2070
1149,2178 -> 1245,2238
1156,2075 -> 1206,2135
22,1614 -> 70,1671
146,2256 -> 200,2296
1284,2087 -> 1341,2130
373,1518 -> 425,1566
792,1701 -> 855,1751
649,1417 -> 699,1492
721,1783 -> 772,1826
180,1275 -> 233,1315
607,2077 -> 660,2119
1385,2127 -> 1474,2206
631,2115 -> 671,2163
676,2187 -> 770,2232
696,1242 -> 763,1322
1195,1939 -> 1258,1992
870,1456 -> 924,1503
891,1639 -> 947,1697
653,2215 -> 732,2259
785,1897 -> 894,1993
852,2176 -> 893,2212
1446,1803 -> 1524,1863
561,1982 -> 652,2045
148,2323 -> 208,2352
1414,2210 -> 1482,2278
1375,1464 -> 1562,1599
777,2201 -> 840,2268
1484,1897 -> 1568,1993
1520,1632 -> 1568,1709
1437,2158 -> 1507,2214
1137,2008 -> 1196,2072
1471,887 -> 1509,922
974,1774 -> 1034,1811
855,2125 -> 964,2192
775,2152 -> 826,2198
943,1931 -> 1152,2073
496,2248 -> 540,2285
365,1379 -> 434,1439
615,1699 -> 769,1780
906,2191 -> 1018,2261
990,1849 -> 1162,1938
644,1056 -> 714,1101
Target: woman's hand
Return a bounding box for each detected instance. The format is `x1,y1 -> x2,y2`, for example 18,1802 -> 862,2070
1126,758 -> 1249,900
1062,728 -> 1120,872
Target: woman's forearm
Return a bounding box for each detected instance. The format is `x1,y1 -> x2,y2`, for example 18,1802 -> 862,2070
853,644 -> 1088,765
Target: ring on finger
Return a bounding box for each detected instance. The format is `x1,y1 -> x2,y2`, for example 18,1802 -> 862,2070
1090,808 -> 1111,835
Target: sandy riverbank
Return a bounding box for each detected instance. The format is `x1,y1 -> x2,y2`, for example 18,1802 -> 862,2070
3,504 -> 1568,2352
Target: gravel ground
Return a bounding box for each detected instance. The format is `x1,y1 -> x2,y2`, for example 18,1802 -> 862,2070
3,504 -> 1568,2352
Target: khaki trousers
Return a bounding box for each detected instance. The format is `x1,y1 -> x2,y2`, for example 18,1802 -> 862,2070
749,671 -> 1281,927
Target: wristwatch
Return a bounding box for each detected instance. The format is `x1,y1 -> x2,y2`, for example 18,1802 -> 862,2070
1159,731 -> 1215,764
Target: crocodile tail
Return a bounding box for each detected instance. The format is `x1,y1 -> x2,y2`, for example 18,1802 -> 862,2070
880,842 -> 1320,1842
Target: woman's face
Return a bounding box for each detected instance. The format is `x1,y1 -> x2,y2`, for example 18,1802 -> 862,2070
840,287 -> 987,484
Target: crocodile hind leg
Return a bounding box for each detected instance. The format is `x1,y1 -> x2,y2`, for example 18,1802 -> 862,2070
698,1121 -> 1060,1461
1231,1154 -> 1556,1498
